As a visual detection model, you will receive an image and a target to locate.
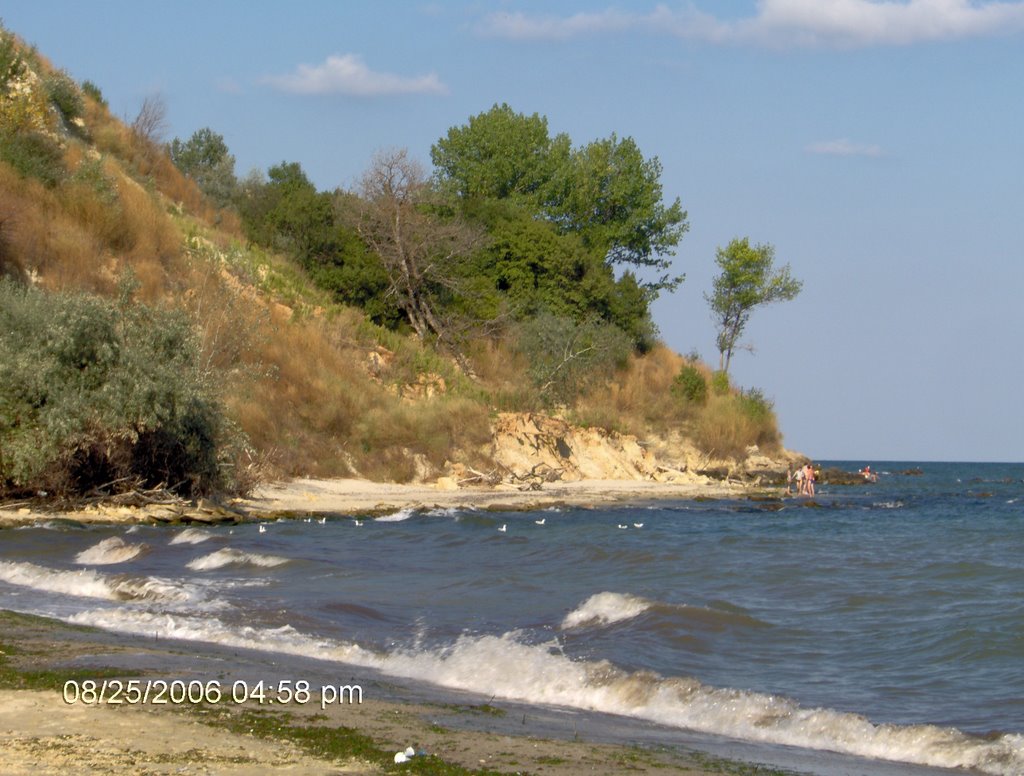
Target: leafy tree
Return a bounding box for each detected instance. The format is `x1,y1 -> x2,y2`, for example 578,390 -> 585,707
432,105 -> 687,322
431,102 -> 569,202
168,127 -> 238,207
544,133 -> 687,292
237,162 -> 396,324
706,237 -> 802,374
237,162 -> 333,262
462,200 -> 657,350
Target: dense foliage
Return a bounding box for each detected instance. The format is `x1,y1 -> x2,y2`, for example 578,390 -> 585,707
433,104 -> 688,291
223,103 -> 685,399
0,279 -> 240,498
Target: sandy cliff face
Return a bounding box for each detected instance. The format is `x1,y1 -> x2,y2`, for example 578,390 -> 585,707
486,412 -> 801,487
490,413 -> 659,482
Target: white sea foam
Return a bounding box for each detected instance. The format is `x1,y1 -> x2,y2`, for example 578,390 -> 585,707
561,591 -> 654,629
376,508 -> 416,522
62,609 -> 1024,775
74,537 -> 147,565
872,500 -> 905,510
169,527 -> 213,545
424,507 -> 464,518
68,608 -> 372,664
185,548 -> 289,571
0,560 -> 193,604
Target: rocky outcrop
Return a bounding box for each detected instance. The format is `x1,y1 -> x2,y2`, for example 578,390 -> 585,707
483,412 -> 799,488
490,413 -> 659,483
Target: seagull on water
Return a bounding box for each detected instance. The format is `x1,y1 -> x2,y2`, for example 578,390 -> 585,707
258,524 -> 267,534
498,524 -> 506,532
633,522 -> 644,528
617,524 -> 628,529
534,517 -> 546,525
318,516 -> 327,524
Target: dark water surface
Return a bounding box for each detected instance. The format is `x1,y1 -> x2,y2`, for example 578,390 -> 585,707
2,461 -> 1022,774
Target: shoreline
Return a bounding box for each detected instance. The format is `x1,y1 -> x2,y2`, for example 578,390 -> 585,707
0,475 -> 769,528
0,609 -> 787,775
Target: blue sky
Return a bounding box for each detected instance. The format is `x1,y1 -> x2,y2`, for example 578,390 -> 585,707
5,1 -> 1023,462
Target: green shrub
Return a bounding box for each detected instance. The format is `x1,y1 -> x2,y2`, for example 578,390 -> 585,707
710,369 -> 730,396
81,80 -> 106,107
44,69 -> 83,124
0,279 -> 244,498
737,387 -> 773,423
0,130 -> 65,187
0,28 -> 25,91
671,363 -> 707,405
516,312 -> 632,407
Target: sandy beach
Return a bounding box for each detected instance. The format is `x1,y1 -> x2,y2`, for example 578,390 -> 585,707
0,475 -> 758,528
242,476 -> 752,516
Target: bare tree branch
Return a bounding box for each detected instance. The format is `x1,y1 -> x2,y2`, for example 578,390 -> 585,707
344,148 -> 486,375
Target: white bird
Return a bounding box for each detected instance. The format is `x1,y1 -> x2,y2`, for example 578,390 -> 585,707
534,518 -> 546,525
617,524 -> 628,529
318,517 -> 327,524
353,519 -> 363,526
498,524 -> 506,532
258,524 -> 267,534
633,522 -> 644,528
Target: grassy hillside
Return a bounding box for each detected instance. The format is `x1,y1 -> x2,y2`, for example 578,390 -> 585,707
0,25 -> 782,498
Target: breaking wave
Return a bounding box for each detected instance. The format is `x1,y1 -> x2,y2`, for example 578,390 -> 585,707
185,548 -> 290,571
74,537 -> 147,565
376,508 -> 417,522
561,592 -> 771,632
64,608 -> 1024,776
169,527 -> 214,545
0,560 -> 193,604
561,591 -> 654,628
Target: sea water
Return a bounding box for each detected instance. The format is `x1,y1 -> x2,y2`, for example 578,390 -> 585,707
1,462 -> 1022,774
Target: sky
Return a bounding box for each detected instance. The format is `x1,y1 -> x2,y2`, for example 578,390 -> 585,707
4,1 -> 1023,462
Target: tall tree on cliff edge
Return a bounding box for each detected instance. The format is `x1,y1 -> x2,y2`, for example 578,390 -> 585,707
706,237 -> 802,375
431,104 -> 687,297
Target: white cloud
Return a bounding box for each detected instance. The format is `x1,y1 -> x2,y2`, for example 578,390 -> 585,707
474,6 -> 730,41
264,54 -> 448,97
806,138 -> 884,156
751,0 -> 1024,47
475,1 -> 1024,48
